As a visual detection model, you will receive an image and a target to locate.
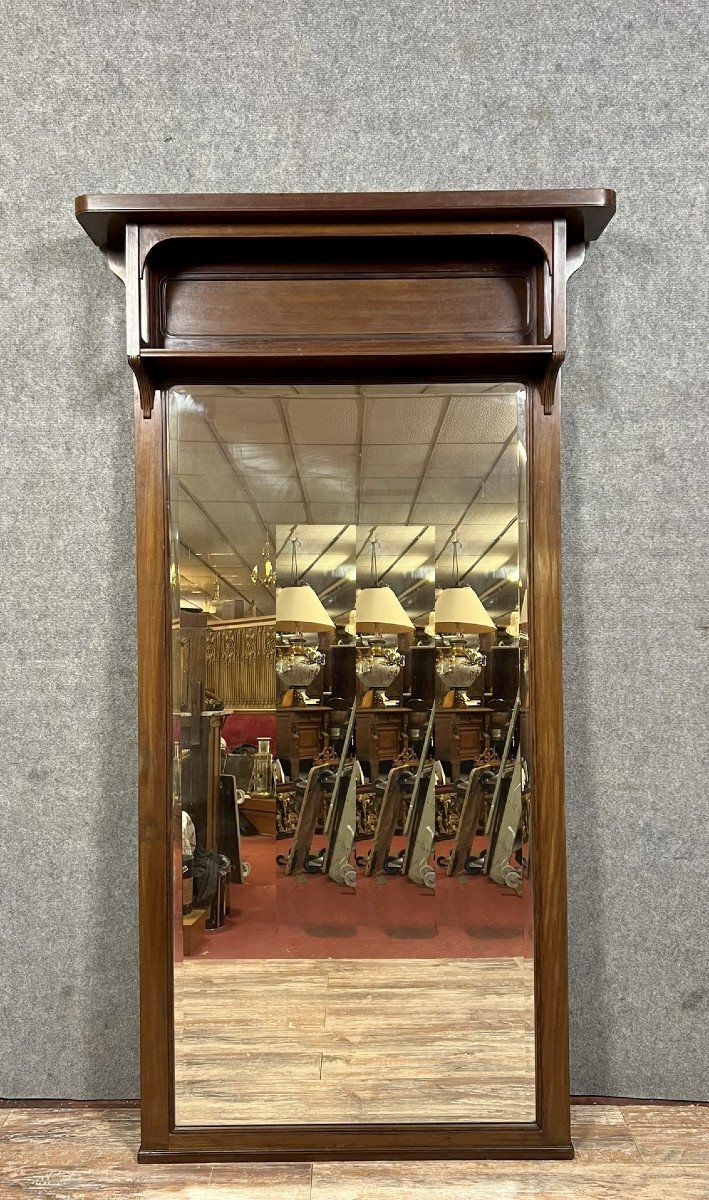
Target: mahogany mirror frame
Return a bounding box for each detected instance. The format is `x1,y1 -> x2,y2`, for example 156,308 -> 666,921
75,189 -> 616,1163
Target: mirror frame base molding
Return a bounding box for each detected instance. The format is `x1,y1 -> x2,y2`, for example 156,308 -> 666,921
76,189 -> 615,1164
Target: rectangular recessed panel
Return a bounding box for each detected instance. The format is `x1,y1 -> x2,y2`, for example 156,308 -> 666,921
163,273 -> 532,342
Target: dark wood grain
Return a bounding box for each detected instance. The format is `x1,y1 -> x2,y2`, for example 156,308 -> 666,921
146,230 -> 545,364
134,384 -> 173,1150
75,189 -> 616,251
528,378 -> 572,1150
126,223 -> 156,418
136,345 -> 557,386
163,273 -> 532,341
74,188 -> 616,1164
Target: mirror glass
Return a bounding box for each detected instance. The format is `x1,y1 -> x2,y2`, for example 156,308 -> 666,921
168,383 -> 533,1125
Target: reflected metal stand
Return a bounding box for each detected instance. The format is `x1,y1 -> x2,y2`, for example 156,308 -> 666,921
483,691 -> 521,871
488,749 -> 525,893
280,704 -> 357,888
439,766 -> 488,877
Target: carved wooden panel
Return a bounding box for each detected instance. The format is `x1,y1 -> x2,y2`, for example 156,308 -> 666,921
205,622 -> 276,709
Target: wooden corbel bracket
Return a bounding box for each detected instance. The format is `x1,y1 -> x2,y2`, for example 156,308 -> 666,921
123,225 -> 154,418
539,219 -> 567,416
128,354 -> 155,420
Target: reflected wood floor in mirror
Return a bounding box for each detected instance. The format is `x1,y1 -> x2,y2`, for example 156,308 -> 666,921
173,957 -> 535,1125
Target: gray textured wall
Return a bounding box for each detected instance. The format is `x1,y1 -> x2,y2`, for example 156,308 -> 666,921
1,0 -> 707,1101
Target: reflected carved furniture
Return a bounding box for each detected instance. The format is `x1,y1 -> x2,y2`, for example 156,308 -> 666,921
276,781 -> 298,837
205,620 -> 276,710
436,707 -> 492,780
356,708 -> 410,782
276,706 -> 330,781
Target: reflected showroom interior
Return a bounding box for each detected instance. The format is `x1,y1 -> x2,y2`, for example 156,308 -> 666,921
169,383 -> 533,1125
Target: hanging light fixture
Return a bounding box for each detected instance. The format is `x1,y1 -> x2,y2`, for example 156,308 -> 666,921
251,540 -> 277,591
276,536 -> 334,706
355,537 -> 413,708
435,539 -> 495,708
205,578 -> 221,615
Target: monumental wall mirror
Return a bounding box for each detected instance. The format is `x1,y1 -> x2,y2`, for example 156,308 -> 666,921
76,189 -> 615,1162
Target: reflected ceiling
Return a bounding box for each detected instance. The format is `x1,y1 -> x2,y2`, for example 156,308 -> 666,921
173,384 -> 523,623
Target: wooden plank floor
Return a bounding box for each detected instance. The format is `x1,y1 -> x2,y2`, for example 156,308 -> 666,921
0,1104 -> 707,1197
174,956 -> 536,1125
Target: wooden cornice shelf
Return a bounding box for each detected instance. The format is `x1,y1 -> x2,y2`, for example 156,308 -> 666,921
74,188 -> 616,419
75,189 -> 616,252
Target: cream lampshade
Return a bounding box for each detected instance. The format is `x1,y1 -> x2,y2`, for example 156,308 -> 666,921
434,586 -> 496,634
356,586 -> 415,633
276,585 -> 335,632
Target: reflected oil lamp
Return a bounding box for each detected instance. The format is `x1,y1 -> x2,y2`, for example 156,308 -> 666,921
355,539 -> 414,708
435,541 -> 496,708
275,538 -> 334,706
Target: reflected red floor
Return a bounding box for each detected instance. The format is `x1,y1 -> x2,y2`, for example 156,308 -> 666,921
196,835 -> 533,961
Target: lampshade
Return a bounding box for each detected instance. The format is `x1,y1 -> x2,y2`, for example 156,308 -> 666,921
356,586 -> 414,633
435,586 -> 496,634
276,585 -> 335,632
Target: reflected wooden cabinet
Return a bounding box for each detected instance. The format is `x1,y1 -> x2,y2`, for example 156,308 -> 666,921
436,707 -> 492,779
76,188 -> 615,1164
276,706 -> 330,781
491,645 -> 521,706
356,708 -> 410,781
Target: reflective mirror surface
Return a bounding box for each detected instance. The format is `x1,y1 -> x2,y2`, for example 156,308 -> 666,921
168,383 -> 533,1125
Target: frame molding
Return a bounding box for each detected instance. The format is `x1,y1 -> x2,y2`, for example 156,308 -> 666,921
76,189 -> 615,1163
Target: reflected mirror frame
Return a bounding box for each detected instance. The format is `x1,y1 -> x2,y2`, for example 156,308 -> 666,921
75,189 -> 616,1163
